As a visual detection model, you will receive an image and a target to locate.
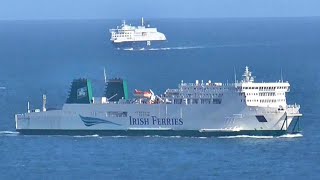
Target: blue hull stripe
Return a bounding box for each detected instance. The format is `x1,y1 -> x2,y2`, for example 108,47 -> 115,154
79,115 -> 121,126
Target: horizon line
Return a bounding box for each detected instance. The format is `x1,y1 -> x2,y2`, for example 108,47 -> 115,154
0,16 -> 320,21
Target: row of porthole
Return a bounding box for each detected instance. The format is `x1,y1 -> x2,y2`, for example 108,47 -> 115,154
241,99 -> 286,102
242,86 -> 287,90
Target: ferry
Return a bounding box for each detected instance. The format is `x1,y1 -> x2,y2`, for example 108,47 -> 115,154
109,18 -> 166,48
15,67 -> 302,136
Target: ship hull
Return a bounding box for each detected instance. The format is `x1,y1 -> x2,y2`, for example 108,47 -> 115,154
112,40 -> 167,49
15,100 -> 300,137
16,129 -> 288,137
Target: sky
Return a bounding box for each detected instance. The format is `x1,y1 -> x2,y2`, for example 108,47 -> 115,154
0,0 -> 319,20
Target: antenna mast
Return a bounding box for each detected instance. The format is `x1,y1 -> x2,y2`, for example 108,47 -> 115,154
234,66 -> 237,84
104,67 -> 107,83
141,17 -> 144,26
27,101 -> 30,113
42,94 -> 47,112
280,68 -> 283,82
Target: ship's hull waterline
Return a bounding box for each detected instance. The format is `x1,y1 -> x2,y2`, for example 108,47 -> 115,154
113,40 -> 167,49
16,129 -> 290,137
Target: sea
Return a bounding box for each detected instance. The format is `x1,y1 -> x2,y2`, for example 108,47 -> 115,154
0,17 -> 319,179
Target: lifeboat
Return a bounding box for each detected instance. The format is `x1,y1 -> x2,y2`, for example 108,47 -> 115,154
134,89 -> 152,98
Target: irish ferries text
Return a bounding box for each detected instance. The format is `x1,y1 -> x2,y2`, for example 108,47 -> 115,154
129,116 -> 183,126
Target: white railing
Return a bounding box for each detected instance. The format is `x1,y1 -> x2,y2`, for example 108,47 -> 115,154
286,104 -> 301,115
287,104 -> 300,109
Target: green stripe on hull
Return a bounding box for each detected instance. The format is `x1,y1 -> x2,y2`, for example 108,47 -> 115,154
16,129 -> 288,137
87,80 -> 93,103
122,80 -> 129,100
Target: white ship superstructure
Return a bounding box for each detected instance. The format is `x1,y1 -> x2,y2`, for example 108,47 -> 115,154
109,18 -> 166,46
15,67 -> 302,136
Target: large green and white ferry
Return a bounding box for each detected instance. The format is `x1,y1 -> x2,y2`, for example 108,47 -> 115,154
15,67 -> 302,136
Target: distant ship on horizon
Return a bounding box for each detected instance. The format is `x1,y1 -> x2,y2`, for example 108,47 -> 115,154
109,17 -> 167,48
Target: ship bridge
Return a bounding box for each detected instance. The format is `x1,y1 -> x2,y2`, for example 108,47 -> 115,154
235,66 -> 291,108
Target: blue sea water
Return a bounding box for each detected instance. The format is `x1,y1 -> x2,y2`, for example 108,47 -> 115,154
0,17 -> 320,179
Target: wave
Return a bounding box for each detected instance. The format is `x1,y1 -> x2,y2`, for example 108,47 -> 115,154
218,133 -> 303,139
278,133 -> 303,138
73,134 -> 100,138
169,136 -> 182,138
110,135 -> 128,138
119,42 -> 275,51
150,136 -> 207,139
103,134 -> 302,139
0,131 -> 19,136
148,47 -> 171,51
211,42 -> 273,48
198,137 -> 208,139
144,135 -> 161,138
122,47 -> 134,51
218,135 -> 274,139
163,136 -> 182,138
120,46 -> 204,51
118,42 -> 276,51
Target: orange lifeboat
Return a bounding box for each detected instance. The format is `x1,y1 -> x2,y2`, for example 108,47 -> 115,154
134,89 -> 152,98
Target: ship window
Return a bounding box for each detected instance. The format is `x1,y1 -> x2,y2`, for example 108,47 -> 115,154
135,111 -> 150,117
212,99 -> 222,104
193,99 -> 199,104
256,115 -> 267,122
174,99 -> 182,104
106,111 -> 127,118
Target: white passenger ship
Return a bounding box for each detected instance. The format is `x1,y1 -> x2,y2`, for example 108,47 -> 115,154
15,66 -> 302,136
109,18 -> 166,48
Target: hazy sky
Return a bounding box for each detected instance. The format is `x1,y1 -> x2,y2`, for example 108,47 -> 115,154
1,0 -> 319,20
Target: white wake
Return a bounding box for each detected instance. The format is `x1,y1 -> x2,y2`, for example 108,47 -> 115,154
218,135 -> 274,139
218,133 -> 303,139
120,46 -> 204,51
0,131 -> 19,136
73,134 -> 100,138
277,133 -> 303,138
